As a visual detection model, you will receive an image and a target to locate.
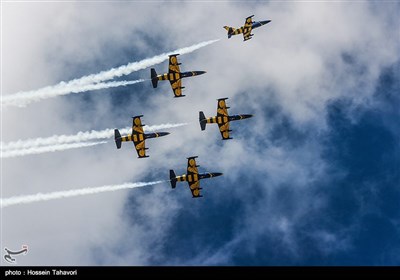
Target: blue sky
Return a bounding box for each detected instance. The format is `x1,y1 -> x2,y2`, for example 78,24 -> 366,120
2,1 -> 399,265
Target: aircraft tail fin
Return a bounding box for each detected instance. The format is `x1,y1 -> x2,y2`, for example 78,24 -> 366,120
169,170 -> 177,189
223,26 -> 235,38
199,111 -> 207,131
114,129 -> 122,149
151,68 -> 158,88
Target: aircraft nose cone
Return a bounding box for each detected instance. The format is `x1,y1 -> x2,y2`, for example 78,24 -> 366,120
158,132 -> 170,137
243,114 -> 253,119
261,20 -> 271,25
196,71 -> 207,76
212,172 -> 223,177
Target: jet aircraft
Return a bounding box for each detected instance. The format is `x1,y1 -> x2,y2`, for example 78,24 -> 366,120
169,156 -> 223,198
151,54 -> 206,97
199,98 -> 253,140
224,15 -> 271,41
114,115 -> 169,158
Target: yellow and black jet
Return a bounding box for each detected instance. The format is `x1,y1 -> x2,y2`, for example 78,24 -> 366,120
224,15 -> 271,41
169,156 -> 223,198
199,98 -> 253,140
114,115 -> 169,158
151,54 -> 206,97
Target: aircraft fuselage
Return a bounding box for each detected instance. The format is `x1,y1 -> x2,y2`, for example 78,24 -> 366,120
206,114 -> 253,125
174,172 -> 223,183
252,20 -> 271,29
118,132 -> 169,143
156,71 -> 206,82
144,132 -> 170,139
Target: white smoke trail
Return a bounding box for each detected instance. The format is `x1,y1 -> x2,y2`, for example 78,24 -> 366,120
1,180 -> 165,208
1,141 -> 107,158
2,39 -> 219,107
143,122 -> 188,132
58,39 -> 219,85
2,123 -> 187,151
2,79 -> 144,107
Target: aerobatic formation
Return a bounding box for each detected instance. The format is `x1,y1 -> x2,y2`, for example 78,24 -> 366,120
3,15 -> 270,200
114,15 -> 269,197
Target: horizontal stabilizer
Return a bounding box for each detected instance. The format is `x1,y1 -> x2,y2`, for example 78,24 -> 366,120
199,111 -> 207,131
114,129 -> 122,149
223,26 -> 235,38
151,68 -> 158,88
169,170 -> 177,189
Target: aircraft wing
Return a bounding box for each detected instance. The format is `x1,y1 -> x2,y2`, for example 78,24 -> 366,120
131,116 -> 147,158
168,55 -> 183,97
168,55 -> 181,74
186,156 -> 202,198
217,98 -> 229,117
132,115 -> 144,134
169,78 -> 183,97
243,15 -> 254,41
218,120 -> 231,140
217,98 -> 231,140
